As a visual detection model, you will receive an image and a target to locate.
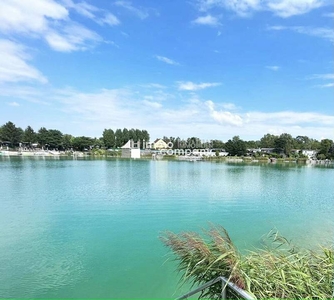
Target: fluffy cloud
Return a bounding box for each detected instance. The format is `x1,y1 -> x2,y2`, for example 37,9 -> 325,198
0,0 -> 118,52
177,81 -> 221,91
192,15 -> 221,26
206,100 -> 243,126
0,39 -> 47,83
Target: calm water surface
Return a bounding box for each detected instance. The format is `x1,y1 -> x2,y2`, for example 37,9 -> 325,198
0,157 -> 333,298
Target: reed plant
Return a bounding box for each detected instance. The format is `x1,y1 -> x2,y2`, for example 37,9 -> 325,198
161,225 -> 334,299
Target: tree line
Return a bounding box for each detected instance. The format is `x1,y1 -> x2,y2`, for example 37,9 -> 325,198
0,121 -> 149,151
1,121 -> 333,159
161,133 -> 334,159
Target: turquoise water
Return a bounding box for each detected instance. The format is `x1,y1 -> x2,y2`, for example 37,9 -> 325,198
0,157 -> 333,298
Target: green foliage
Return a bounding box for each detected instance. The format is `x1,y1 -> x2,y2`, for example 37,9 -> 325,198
161,225 -> 333,299
71,136 -> 94,151
103,129 -> 115,148
225,136 -> 247,156
23,126 -> 37,143
37,127 -> 49,147
0,121 -> 23,147
62,134 -> 73,149
274,133 -> 294,155
211,139 -> 225,149
260,134 -> 277,148
318,139 -> 333,159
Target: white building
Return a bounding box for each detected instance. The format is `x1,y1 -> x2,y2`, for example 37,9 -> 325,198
121,140 -> 141,159
302,149 -> 317,159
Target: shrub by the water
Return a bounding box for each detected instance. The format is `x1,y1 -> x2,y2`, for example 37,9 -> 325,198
161,225 -> 334,299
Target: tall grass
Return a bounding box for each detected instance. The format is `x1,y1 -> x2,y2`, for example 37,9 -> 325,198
161,225 -> 334,299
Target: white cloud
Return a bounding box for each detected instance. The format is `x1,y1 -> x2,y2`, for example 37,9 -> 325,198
267,0 -> 323,17
268,25 -> 334,43
266,65 -> 280,71
221,102 -> 238,110
100,13 -> 121,26
0,39 -> 47,83
197,0 -> 326,18
0,0 -> 117,52
246,111 -> 334,126
206,100 -> 243,126
308,73 -> 334,88
316,83 -> 334,88
63,0 -> 121,26
311,74 -> 334,80
0,0 -> 68,34
2,84 -> 334,140
8,101 -> 20,106
114,1 -> 149,19
142,100 -> 162,109
178,81 -> 221,91
155,55 -> 179,65
192,15 -> 221,26
45,23 -> 101,52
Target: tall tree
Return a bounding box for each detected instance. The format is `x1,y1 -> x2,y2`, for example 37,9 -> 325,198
37,127 -> 49,147
47,129 -> 63,149
129,128 -> 137,142
0,121 -> 23,147
225,136 -> 247,156
23,126 -> 37,144
274,133 -> 294,156
260,134 -> 277,148
102,129 -> 115,149
295,136 -> 311,150
122,128 -> 130,144
318,139 -> 333,158
115,129 -> 123,147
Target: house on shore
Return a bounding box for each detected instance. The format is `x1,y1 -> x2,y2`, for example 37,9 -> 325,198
153,139 -> 168,150
302,149 -> 317,159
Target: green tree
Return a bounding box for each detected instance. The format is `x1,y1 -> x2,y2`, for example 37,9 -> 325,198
318,139 -> 333,159
129,129 -> 137,142
72,136 -> 93,151
37,127 -> 49,147
135,129 -> 142,142
115,129 -> 123,147
260,134 -> 277,148
122,128 -> 130,144
23,126 -> 37,144
211,139 -> 225,149
274,133 -> 294,156
225,136 -> 247,156
295,136 -> 311,150
140,130 -> 149,148
102,129 -> 115,148
62,134 -> 73,150
245,140 -> 260,149
47,129 -> 63,149
0,121 -> 23,147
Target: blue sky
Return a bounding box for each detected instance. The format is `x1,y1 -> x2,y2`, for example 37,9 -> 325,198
0,0 -> 333,141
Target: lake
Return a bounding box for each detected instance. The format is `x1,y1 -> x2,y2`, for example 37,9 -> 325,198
0,157 -> 333,298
